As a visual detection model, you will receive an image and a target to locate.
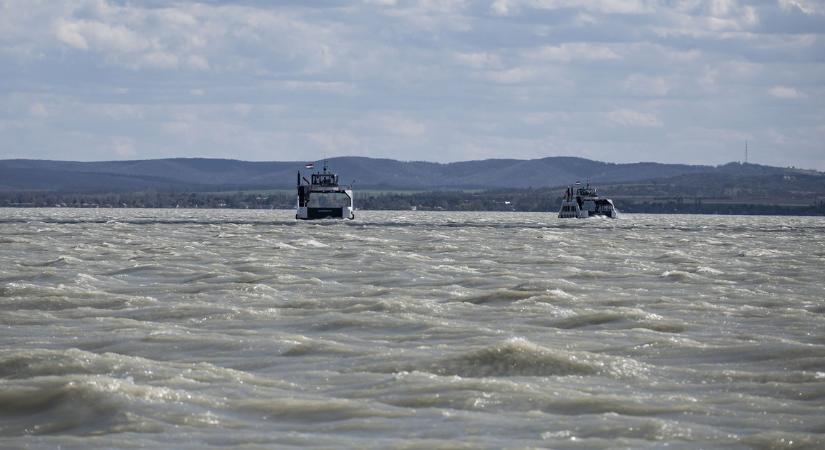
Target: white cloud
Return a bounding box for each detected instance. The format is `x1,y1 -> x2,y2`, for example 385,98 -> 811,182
55,19 -> 148,53
363,0 -> 399,5
308,131 -> 362,154
379,0 -> 472,32
188,55 -> 209,70
490,0 -> 514,15
623,74 -> 670,96
140,51 -> 179,69
522,112 -> 574,125
29,102 -> 49,118
492,0 -> 653,16
282,81 -> 356,95
486,67 -> 536,84
48,2 -> 339,72
606,109 -> 663,127
111,137 -> 136,158
778,0 -> 825,15
54,20 -> 89,49
453,51 -> 501,68
768,85 -> 803,99
0,0 -> 823,169
354,114 -> 428,137
527,43 -> 621,62
384,117 -> 427,137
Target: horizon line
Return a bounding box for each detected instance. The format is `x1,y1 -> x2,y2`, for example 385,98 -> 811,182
2,155 -> 819,172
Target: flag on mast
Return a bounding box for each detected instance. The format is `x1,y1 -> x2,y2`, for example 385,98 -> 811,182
305,162 -> 315,169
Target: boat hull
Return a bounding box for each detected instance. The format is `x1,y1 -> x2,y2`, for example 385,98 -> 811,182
558,199 -> 618,219
296,206 -> 354,220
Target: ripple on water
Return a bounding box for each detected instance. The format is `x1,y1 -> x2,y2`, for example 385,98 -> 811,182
1,210 -> 824,447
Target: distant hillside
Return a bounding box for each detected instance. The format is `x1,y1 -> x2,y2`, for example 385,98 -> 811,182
602,167 -> 825,206
1,156 -> 797,193
2,157 -> 824,214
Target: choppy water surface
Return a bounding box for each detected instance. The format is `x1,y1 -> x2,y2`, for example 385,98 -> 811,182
1,208 -> 824,448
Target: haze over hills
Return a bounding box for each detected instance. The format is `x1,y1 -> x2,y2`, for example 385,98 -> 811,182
1,156 -> 817,193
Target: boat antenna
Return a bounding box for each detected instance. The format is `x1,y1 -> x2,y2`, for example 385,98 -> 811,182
745,141 -> 748,164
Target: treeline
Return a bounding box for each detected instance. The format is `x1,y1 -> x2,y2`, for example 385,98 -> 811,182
617,200 -> 825,216
0,191 -> 294,209
357,189 -> 825,215
357,190 -> 551,212
2,189 -> 824,216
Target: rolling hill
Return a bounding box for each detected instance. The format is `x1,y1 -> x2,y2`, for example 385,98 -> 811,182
1,156 -> 799,192
2,156 -> 823,213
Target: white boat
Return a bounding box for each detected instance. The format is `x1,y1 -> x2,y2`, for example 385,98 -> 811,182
558,181 -> 618,218
296,162 -> 354,220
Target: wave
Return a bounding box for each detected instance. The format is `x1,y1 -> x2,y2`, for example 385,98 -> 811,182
0,348 -> 293,393
654,251 -> 701,264
742,431 -> 825,449
281,338 -> 360,357
534,394 -> 700,417
535,310 -> 687,334
377,338 -> 648,379
3,210 -> 824,445
19,255 -> 82,267
457,289 -> 535,305
0,373 -> 201,435
695,266 -> 723,275
738,248 -> 791,258
0,349 -> 169,381
550,311 -> 626,329
0,283 -> 140,311
660,270 -> 700,282
103,265 -> 165,276
432,340 -> 602,377
231,397 -> 406,422
295,239 -> 329,248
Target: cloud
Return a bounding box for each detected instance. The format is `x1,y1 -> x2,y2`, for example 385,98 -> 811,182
0,0 -> 823,169
527,43 -> 620,62
522,112 -> 574,125
281,81 -> 356,95
29,103 -> 49,118
372,115 -> 428,137
778,0 -> 825,15
623,74 -> 669,96
768,85 -> 803,99
54,20 -> 89,49
606,109 -> 663,127
141,51 -> 179,69
490,0 -> 514,16
486,67 -> 536,84
491,0 -> 653,16
453,51 -> 501,68
48,2 -> 338,72
111,137 -> 137,158
364,0 -> 399,5
53,15 -> 199,70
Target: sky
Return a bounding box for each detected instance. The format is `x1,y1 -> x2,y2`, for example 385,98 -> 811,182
0,0 -> 823,169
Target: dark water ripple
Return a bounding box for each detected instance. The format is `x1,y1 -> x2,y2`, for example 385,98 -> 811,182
1,208 -> 824,448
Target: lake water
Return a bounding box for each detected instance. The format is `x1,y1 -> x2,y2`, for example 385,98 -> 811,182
1,209 -> 824,448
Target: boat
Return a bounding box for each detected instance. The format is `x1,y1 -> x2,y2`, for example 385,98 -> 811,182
558,181 -> 618,218
296,161 -> 355,220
